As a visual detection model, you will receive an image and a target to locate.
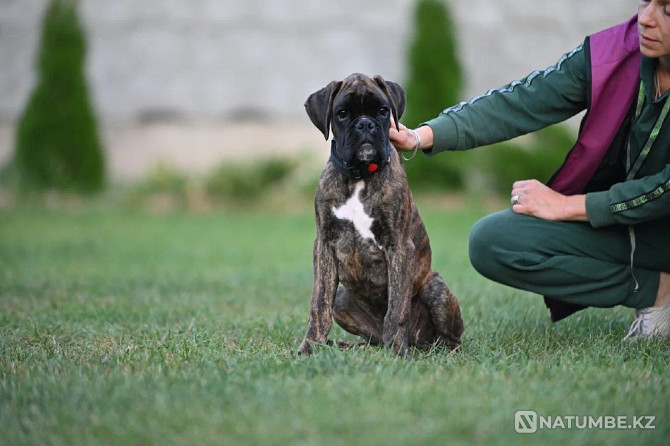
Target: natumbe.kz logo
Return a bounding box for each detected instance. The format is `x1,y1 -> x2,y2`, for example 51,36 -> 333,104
515,410 -> 656,434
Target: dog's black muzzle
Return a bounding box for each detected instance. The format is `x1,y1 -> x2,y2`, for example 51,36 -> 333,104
329,138 -> 391,180
329,115 -> 392,180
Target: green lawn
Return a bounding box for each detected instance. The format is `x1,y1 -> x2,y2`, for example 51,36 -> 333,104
1,203 -> 668,445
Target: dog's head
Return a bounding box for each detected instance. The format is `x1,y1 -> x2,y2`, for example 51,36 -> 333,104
305,73 -> 406,172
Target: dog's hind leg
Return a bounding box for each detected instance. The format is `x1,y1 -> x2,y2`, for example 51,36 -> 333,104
333,286 -> 383,346
408,296 -> 437,350
419,271 -> 464,350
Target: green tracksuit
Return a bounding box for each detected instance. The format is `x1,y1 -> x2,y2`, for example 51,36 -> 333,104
421,45 -> 670,315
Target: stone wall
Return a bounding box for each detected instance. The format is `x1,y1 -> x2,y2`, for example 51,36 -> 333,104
0,0 -> 634,180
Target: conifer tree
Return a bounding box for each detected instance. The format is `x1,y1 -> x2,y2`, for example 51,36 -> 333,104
15,0 -> 105,192
402,0 -> 465,190
403,0 -> 462,128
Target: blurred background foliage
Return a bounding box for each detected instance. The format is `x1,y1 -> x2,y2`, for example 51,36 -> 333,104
13,0 -> 105,194
6,0 -> 576,209
403,0 -> 462,128
402,0 -> 574,195
123,157 -> 308,212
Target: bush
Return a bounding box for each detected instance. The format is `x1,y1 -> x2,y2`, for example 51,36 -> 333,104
486,124 -> 575,193
205,158 -> 294,202
14,0 -> 105,193
124,157 -> 299,212
404,124 -> 576,195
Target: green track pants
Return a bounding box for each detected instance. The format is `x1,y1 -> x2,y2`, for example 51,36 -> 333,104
468,209 -> 668,311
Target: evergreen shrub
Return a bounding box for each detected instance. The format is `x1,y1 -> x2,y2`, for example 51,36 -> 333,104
402,0 -> 466,190
15,0 -> 105,192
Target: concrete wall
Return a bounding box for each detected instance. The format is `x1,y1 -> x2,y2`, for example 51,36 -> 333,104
0,0 -> 634,180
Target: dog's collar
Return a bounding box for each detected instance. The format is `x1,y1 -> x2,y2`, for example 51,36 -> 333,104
329,140 -> 390,180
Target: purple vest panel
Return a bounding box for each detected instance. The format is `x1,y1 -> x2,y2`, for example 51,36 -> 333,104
549,16 -> 641,195
544,16 -> 641,323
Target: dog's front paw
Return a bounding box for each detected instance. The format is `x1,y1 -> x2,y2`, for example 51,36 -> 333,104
297,339 -> 315,356
393,342 -> 411,360
383,332 -> 411,359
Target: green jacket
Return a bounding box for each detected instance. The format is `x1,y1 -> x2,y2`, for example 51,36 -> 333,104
422,46 -> 670,231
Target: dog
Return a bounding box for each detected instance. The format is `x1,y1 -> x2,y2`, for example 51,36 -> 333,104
297,73 -> 463,358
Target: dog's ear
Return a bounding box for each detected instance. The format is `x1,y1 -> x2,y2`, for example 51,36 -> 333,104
304,80 -> 343,140
373,75 -> 406,130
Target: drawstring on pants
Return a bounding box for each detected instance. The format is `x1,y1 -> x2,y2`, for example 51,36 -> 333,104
628,226 -> 639,293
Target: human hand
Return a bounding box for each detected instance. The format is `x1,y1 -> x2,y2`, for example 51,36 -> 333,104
389,120 -> 420,152
511,179 -> 588,222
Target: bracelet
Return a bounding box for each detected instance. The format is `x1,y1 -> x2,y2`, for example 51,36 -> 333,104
402,129 -> 420,161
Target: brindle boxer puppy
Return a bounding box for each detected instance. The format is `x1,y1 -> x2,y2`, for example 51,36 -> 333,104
298,73 -> 463,358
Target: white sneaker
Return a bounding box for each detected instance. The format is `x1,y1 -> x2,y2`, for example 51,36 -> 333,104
623,300 -> 670,341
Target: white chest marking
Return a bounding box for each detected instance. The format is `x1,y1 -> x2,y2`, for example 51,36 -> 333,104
332,181 -> 379,247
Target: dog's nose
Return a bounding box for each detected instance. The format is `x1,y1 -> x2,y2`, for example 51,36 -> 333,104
358,143 -> 376,162
355,118 -> 376,133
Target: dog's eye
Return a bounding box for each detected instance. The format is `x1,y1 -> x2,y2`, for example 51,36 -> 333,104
337,110 -> 349,120
378,107 -> 389,118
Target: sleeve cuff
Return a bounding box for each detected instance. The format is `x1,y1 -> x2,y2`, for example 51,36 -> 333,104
420,115 -> 459,156
585,191 -> 617,228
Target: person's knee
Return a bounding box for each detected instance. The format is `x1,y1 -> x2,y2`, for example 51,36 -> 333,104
469,216 -> 496,277
468,211 -> 513,280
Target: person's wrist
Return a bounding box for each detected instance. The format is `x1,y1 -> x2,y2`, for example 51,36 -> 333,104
563,194 -> 588,222
415,125 -> 434,149
411,129 -> 421,151
401,129 -> 420,161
